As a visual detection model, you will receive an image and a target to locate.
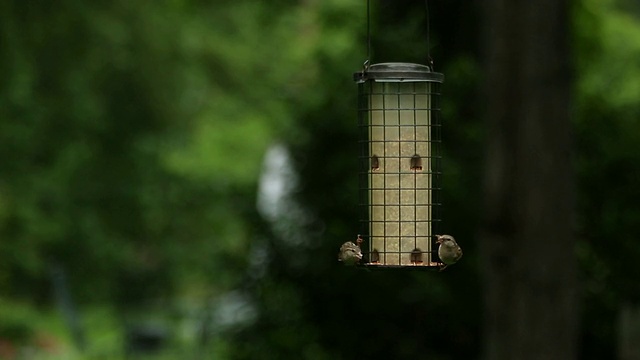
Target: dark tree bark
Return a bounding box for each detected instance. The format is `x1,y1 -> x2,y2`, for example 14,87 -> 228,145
481,1 -> 578,359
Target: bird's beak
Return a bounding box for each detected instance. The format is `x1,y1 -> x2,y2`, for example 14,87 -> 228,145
435,235 -> 443,244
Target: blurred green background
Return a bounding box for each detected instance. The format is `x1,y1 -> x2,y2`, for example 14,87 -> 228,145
1,0 -> 639,359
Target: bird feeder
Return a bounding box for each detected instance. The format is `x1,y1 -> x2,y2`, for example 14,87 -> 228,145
354,62 -> 444,268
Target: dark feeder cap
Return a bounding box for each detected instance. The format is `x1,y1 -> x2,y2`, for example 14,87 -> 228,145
354,62 -> 444,83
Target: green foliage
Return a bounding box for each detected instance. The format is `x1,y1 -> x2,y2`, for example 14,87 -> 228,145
0,0 -> 305,309
573,0 -> 640,355
575,0 -> 640,297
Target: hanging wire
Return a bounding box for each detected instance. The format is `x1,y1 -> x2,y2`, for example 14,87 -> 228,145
363,0 -> 371,71
363,1 -> 432,70
425,0 -> 434,70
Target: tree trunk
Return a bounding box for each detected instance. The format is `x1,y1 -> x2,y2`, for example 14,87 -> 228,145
618,303 -> 640,360
481,1 -> 578,359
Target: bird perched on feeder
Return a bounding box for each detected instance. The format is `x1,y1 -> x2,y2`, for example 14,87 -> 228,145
338,235 -> 364,266
436,234 -> 462,271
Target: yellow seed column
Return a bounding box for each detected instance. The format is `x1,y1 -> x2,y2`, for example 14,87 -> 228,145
369,80 -> 432,266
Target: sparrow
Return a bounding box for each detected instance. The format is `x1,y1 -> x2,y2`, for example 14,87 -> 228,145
338,235 -> 364,266
436,234 -> 462,271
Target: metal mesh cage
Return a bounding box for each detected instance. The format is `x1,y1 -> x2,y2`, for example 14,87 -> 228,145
354,63 -> 444,268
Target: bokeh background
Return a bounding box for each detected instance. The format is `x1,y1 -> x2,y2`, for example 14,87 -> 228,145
1,0 -> 639,359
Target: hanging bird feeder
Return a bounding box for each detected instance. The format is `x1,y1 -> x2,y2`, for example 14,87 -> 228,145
351,1 -> 444,269
354,63 -> 443,268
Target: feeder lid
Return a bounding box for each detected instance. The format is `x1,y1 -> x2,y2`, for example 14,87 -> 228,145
353,62 -> 444,83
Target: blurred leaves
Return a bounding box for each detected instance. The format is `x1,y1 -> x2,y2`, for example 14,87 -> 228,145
573,0 -> 640,356
574,0 -> 640,300
0,0 -> 329,301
